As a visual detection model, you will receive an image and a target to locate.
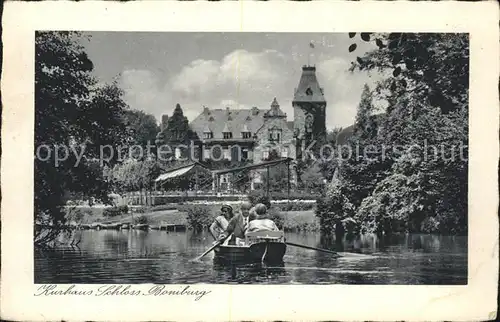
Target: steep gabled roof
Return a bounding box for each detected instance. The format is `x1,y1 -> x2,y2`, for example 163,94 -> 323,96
293,65 -> 326,103
190,107 -> 265,140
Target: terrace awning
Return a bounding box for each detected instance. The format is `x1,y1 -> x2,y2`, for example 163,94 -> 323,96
155,164 -> 196,182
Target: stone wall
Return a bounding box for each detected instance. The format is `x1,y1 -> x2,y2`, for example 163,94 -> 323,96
253,117 -> 296,163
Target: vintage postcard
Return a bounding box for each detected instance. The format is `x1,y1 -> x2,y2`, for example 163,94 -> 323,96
1,1 -> 498,321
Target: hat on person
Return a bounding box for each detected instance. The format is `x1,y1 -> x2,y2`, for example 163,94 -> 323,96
221,204 -> 233,212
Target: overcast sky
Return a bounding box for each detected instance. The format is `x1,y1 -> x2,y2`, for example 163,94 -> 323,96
82,32 -> 381,129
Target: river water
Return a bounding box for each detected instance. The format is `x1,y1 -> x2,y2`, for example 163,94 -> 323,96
35,230 -> 467,284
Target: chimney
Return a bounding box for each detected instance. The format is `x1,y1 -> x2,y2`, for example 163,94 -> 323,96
251,106 -> 259,116
161,115 -> 168,131
203,105 -> 210,115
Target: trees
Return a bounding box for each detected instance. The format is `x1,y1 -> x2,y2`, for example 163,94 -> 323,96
155,103 -> 197,161
109,157 -> 161,205
317,33 -> 469,235
349,33 -> 468,115
156,104 -> 191,145
124,109 -> 159,148
35,31 -> 129,246
316,176 -> 355,235
300,162 -> 325,192
353,84 -> 377,141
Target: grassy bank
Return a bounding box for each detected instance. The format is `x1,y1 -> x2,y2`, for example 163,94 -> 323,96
281,210 -> 320,232
66,205 -> 318,231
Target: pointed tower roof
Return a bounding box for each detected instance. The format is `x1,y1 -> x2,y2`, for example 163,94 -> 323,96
264,97 -> 287,118
293,65 -> 326,103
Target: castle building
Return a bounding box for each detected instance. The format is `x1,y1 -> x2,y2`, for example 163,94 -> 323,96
157,65 -> 327,190
189,65 -> 326,164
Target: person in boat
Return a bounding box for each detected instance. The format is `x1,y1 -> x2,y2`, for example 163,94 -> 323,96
209,204 -> 234,240
218,202 -> 252,245
246,203 -> 279,233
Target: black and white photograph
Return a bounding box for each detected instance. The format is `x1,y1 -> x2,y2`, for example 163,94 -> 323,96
2,2 -> 498,321
33,31 -> 470,285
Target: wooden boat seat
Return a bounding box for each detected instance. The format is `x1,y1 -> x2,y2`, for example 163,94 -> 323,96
245,230 -> 284,245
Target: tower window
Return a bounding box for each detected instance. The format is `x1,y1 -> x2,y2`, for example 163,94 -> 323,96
223,132 -> 233,139
204,132 -> 213,139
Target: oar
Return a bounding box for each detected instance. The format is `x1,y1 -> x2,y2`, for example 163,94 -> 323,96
285,241 -> 341,257
192,235 -> 229,261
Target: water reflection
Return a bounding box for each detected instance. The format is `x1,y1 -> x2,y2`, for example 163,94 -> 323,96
35,231 -> 467,285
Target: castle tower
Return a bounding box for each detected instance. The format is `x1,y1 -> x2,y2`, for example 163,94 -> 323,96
293,65 -> 327,156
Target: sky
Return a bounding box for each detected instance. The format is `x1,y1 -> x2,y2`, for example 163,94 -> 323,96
82,32 -> 382,129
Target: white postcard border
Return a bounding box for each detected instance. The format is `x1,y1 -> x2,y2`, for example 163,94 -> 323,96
1,1 -> 498,321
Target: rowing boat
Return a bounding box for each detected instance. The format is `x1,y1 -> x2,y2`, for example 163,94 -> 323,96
213,231 -> 286,264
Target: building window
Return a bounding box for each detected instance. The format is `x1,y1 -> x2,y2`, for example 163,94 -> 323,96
281,149 -> 288,158
262,150 -> 269,160
242,131 -> 252,139
223,132 -> 233,139
223,148 -> 231,160
203,148 -> 210,159
268,128 -> 282,143
204,132 -> 213,139
242,149 -> 249,160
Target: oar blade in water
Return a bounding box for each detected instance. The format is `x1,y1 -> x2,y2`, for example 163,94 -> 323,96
191,238 -> 227,262
285,241 -> 340,257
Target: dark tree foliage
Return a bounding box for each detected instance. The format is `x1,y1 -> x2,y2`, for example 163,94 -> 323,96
349,33 -> 468,115
35,31 -> 129,246
317,33 -> 468,236
156,103 -> 195,146
124,109 -> 160,149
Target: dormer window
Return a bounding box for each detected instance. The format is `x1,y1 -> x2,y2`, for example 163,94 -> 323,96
203,125 -> 213,139
222,123 -> 232,140
209,116 -> 214,122
241,124 -> 251,139
305,87 -> 313,96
